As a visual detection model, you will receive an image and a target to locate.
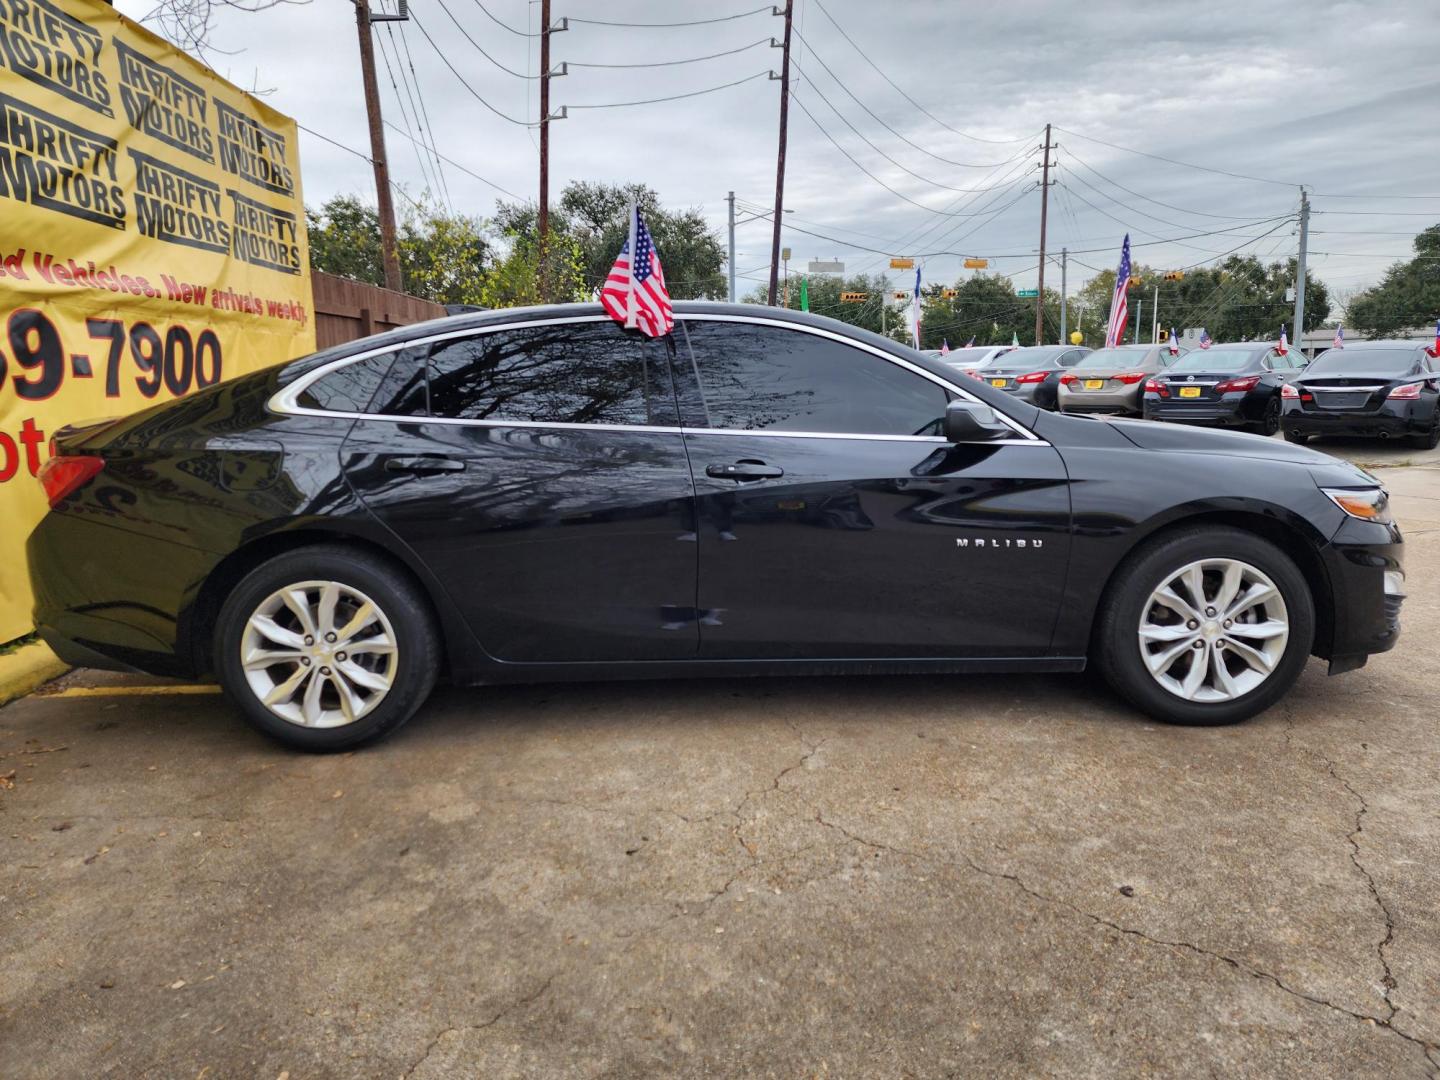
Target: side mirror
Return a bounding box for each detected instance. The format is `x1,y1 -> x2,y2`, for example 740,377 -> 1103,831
944,400 -> 1011,443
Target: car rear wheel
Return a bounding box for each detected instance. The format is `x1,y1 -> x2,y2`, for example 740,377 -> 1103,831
1407,413 -> 1440,450
1095,527 -> 1314,726
216,545 -> 440,751
1249,397 -> 1282,437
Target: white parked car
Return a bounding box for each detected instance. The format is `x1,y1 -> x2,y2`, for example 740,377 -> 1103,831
922,346 -> 1016,371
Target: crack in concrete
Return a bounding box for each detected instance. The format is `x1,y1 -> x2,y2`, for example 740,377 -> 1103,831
806,810 -> 1439,1077
400,974 -> 556,1079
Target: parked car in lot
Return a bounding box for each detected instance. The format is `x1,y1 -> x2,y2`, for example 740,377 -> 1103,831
1281,341 -> 1440,449
1058,343 -> 1188,416
963,345 -> 1091,410
926,345 -> 1015,371
1143,342 -> 1304,435
30,303 -> 1402,750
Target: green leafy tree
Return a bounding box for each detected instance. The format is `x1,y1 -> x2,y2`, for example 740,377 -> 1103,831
1346,225 -> 1440,338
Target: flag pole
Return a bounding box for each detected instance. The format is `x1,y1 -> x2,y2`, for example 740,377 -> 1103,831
625,202 -> 639,330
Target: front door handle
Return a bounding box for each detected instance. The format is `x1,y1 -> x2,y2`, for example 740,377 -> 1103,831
384,456 -> 466,475
706,461 -> 784,481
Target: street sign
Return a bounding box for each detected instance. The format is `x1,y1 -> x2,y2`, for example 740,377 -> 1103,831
963,258 -> 988,269
808,260 -> 844,274
889,257 -> 915,269
1016,288 -> 1039,298
840,292 -> 868,303
781,247 -> 792,262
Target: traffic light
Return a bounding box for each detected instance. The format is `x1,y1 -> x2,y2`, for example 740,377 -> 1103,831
942,288 -> 958,299
840,292 -> 868,303
1163,271 -> 1184,281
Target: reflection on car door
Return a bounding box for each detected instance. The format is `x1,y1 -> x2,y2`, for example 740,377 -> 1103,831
674,317 -> 1073,660
340,318 -> 699,663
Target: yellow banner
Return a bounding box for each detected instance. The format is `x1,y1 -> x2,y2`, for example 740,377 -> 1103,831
0,0 -> 314,640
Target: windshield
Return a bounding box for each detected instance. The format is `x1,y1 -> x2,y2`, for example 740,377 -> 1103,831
1166,349 -> 1256,373
1073,348 -> 1149,371
1305,349 -> 1419,378
983,347 -> 1059,370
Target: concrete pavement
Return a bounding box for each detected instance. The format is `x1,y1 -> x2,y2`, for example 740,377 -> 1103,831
1,446 -> 1437,1078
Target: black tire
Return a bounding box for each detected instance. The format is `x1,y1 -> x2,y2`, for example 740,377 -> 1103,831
1094,526 -> 1315,726
1249,397 -> 1282,437
215,544 -> 441,751
1283,428 -> 1309,444
1407,413 -> 1440,450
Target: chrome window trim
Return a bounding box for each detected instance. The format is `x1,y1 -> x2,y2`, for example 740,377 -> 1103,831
268,311 -> 1048,446
1307,385 -> 1385,393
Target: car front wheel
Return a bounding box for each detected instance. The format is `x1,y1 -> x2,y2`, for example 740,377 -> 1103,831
1095,527 -> 1314,725
216,545 -> 440,751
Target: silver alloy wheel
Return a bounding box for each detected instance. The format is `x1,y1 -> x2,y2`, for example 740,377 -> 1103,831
240,580 -> 399,728
1137,558 -> 1289,703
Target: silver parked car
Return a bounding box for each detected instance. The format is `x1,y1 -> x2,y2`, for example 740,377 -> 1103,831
964,344 -> 1091,410
1058,343 -> 1188,416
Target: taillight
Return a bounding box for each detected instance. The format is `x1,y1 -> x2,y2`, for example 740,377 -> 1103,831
1281,383 -> 1299,399
1389,382 -> 1421,399
1215,375 -> 1261,393
1059,373 -> 1078,386
1115,371 -> 1148,385
38,455 -> 104,508
1143,378 -> 1168,396
1015,371 -> 1050,384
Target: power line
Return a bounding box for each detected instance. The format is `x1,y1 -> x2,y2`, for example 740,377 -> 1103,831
296,123 -> 427,212
568,6 -> 774,28
436,0 -> 536,78
565,70 -> 774,110
810,0 -> 1029,145
792,28 -> 1020,169
374,28 -> 436,197
383,119 -> 526,200
793,65 -> 1027,193
567,38 -> 774,68
469,0 -> 535,36
1060,179 -> 1293,259
396,24 -> 455,210
411,10 -> 537,126
1054,126 -> 1300,188
1064,149 -> 1271,222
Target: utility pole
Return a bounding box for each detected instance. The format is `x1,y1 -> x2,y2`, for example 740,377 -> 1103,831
1293,187 -> 1310,347
1152,283 -> 1159,344
767,0 -> 794,306
353,0 -> 405,292
1034,122 -> 1053,344
727,191 -> 737,303
1135,296 -> 1144,345
1059,247 -> 1067,342
537,0 -> 552,297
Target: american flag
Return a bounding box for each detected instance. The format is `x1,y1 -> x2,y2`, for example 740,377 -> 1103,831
601,204 -> 673,338
1104,234 -> 1131,348
1167,327 -> 1179,355
964,335 -> 976,347
911,265 -> 923,349
1429,318 -> 1439,358
940,339 -> 950,355
1199,328 -> 1212,349
1333,324 -> 1344,350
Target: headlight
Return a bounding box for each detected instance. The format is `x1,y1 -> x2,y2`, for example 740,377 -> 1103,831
1322,487 -> 1393,524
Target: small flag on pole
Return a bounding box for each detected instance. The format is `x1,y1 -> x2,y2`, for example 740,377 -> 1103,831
600,204 -> 673,338
967,335 -> 977,347
1167,327 -> 1179,356
799,275 -> 809,312
940,339 -> 950,355
1333,324 -> 1344,350
1104,235 -> 1132,348
1277,325 -> 1289,355
1010,331 -> 1020,347
1429,318 -> 1439,358
1198,328 -> 1212,350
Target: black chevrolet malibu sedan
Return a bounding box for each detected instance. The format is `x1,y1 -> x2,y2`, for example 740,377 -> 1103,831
1280,341 -> 1440,449
1142,342 -> 1304,435
29,303 -> 1404,751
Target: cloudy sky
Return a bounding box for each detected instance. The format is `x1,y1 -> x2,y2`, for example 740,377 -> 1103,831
120,0 -> 1440,305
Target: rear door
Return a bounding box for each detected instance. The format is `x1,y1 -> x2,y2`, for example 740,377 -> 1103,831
673,316 -> 1072,660
338,317 -> 699,662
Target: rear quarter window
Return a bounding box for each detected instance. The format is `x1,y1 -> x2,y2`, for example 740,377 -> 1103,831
294,350 -> 403,413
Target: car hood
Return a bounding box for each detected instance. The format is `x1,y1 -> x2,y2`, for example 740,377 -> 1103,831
1105,417 -> 1334,464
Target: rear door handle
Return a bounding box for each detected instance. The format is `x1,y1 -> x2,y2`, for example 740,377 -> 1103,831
706,461 -> 784,481
384,456 -> 466,475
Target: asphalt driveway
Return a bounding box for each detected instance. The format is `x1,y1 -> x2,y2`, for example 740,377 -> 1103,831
2,440 -> 1438,1079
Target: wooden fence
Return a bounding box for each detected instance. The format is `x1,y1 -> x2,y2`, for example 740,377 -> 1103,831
311,271 -> 448,351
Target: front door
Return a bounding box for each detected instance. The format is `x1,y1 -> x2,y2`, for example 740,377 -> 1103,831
674,317 -> 1072,659
341,317 -> 698,663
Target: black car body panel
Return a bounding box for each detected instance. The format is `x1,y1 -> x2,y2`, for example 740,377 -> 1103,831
1281,342 -> 1440,442
28,302 -> 1402,687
